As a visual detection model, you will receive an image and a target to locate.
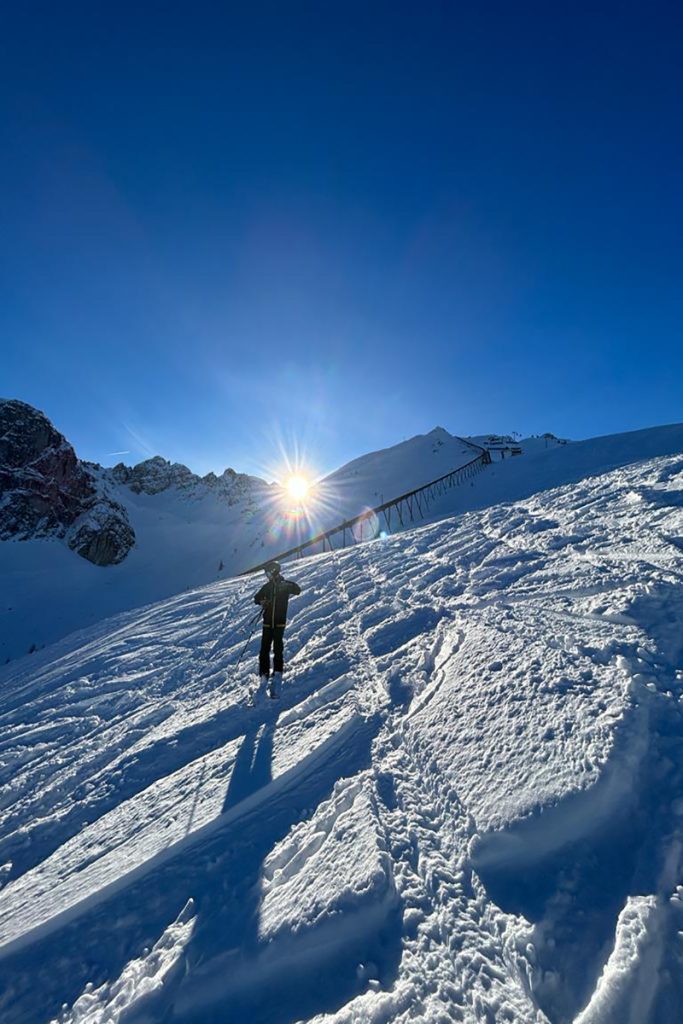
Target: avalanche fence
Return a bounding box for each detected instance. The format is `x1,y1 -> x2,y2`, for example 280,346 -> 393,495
242,447 -> 491,575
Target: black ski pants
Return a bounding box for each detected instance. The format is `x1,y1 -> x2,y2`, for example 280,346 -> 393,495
259,625 -> 285,675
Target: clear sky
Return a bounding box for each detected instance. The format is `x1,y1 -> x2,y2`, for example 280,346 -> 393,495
1,2 -> 681,479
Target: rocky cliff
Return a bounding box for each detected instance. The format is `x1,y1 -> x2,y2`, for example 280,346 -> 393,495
110,456 -> 263,505
0,399 -> 135,566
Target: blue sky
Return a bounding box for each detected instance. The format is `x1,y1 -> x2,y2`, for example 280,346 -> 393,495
1,2 -> 681,478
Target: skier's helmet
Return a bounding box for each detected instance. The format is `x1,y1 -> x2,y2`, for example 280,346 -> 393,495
265,560 -> 281,579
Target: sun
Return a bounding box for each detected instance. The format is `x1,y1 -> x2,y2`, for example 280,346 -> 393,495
286,474 -> 311,503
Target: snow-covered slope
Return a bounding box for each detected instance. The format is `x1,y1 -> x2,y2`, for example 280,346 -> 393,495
0,423 -> 482,662
1,447 -> 682,1023
0,471 -> 272,664
3,415 -> 683,666
427,423 -> 683,524
0,398 -> 279,662
316,428 -> 483,519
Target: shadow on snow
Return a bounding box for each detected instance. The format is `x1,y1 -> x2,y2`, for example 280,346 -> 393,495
1,711 -> 402,1024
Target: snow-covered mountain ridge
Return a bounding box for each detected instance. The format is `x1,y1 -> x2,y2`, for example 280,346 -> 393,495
317,428 -> 484,519
2,399 -> 683,667
0,403 -> 520,662
0,440 -> 682,1022
107,454 -> 267,501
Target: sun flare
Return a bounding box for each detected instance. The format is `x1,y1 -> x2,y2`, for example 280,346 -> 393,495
286,474 -> 311,503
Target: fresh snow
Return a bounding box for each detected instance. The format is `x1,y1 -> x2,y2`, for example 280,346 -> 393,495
317,428 -> 483,519
1,426 -> 683,1022
0,428 -> 481,663
3,422 -> 682,667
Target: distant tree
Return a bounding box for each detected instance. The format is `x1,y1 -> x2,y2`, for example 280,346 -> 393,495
218,559 -> 224,571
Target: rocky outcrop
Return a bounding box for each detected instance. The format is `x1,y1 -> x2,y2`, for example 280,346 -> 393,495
111,456 -> 197,495
202,466 -> 270,506
0,399 -> 135,566
0,401 -> 91,538
111,456 -> 267,506
66,500 -> 135,566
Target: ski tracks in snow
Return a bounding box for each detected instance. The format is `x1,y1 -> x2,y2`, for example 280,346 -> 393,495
1,453 -> 683,1023
334,547 -> 390,719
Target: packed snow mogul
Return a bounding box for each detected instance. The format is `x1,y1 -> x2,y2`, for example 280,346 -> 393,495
253,560 -> 301,698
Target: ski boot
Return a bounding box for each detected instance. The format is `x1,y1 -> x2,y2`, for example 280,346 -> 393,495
250,674 -> 270,705
268,671 -> 282,699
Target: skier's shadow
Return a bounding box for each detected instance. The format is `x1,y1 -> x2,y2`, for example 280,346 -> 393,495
222,713 -> 279,812
165,714 -> 401,1024
2,715 -> 400,1024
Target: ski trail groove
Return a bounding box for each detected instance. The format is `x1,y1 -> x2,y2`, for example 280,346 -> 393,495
335,549 -> 388,718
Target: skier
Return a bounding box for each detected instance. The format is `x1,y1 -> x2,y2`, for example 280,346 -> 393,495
253,561 -> 301,698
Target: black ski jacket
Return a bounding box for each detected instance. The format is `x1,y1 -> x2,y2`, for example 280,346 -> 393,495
254,576 -> 301,628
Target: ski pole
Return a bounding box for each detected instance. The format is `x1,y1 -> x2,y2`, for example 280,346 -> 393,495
233,607 -> 263,672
